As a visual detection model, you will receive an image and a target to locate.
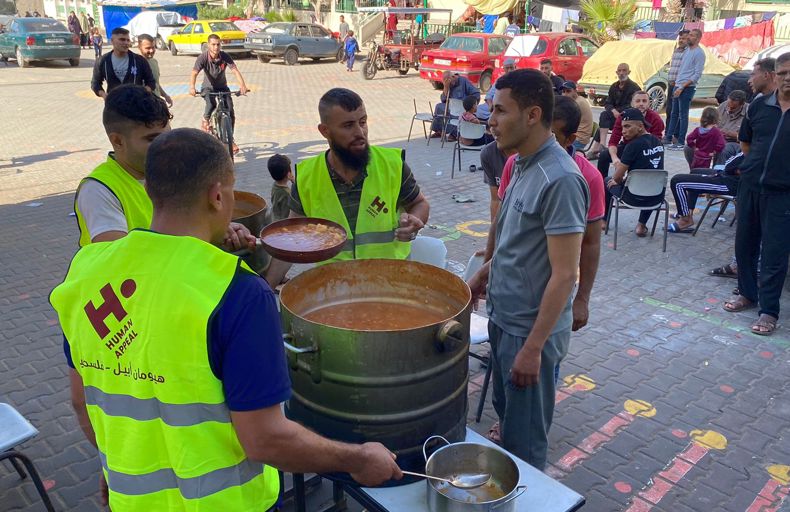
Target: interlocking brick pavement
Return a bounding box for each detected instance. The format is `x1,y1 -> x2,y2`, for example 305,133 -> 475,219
1,47 -> 789,512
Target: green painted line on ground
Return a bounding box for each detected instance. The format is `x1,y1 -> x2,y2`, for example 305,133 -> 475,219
643,297 -> 789,349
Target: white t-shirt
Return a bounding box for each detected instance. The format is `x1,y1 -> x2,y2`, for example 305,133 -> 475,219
76,179 -> 144,240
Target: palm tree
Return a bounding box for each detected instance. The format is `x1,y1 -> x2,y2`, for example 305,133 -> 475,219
579,0 -> 637,44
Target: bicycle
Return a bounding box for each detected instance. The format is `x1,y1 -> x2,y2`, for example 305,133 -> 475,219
197,89 -> 242,158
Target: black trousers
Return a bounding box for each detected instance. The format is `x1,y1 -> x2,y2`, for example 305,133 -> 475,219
735,186 -> 790,319
599,109 -> 616,129
597,146 -> 615,182
203,87 -> 236,131
670,173 -> 737,217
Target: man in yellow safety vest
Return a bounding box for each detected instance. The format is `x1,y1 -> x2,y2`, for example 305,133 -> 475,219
51,128 -> 403,511
264,88 -> 430,286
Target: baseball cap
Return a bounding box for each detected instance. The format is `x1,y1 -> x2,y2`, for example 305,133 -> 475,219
503,58 -> 517,67
621,108 -> 645,123
560,80 -> 576,91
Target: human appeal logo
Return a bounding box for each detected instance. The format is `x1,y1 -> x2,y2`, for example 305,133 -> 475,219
366,196 -> 389,218
84,280 -> 139,359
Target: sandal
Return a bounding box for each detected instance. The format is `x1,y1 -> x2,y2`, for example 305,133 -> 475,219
635,224 -> 648,237
668,222 -> 694,233
710,264 -> 737,278
722,296 -> 755,313
751,314 -> 777,336
487,421 -> 501,445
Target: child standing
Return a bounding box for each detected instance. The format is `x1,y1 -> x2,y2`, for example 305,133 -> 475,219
91,27 -> 103,58
686,106 -> 726,169
267,154 -> 293,222
344,30 -> 359,72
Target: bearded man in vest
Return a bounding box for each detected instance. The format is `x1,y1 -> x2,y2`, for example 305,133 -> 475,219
51,128 -> 402,511
74,84 -> 254,251
264,88 -> 430,286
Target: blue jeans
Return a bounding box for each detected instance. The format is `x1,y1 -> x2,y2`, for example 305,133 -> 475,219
665,85 -> 695,144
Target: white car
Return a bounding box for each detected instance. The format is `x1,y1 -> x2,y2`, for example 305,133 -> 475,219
123,11 -> 186,50
742,43 -> 790,70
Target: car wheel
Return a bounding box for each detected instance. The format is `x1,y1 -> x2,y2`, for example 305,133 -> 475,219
431,80 -> 443,90
201,42 -> 208,53
646,83 -> 667,113
15,47 -> 29,68
362,60 -> 377,79
479,71 -> 492,93
257,54 -> 270,63
169,41 -> 178,56
284,48 -> 298,66
156,35 -> 166,50
336,47 -> 344,62
398,68 -> 409,75
69,58 -> 79,67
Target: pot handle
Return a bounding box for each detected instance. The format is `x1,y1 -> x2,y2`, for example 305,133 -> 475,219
283,333 -> 318,354
282,334 -> 321,383
422,435 -> 451,463
490,485 -> 528,510
434,320 -> 465,353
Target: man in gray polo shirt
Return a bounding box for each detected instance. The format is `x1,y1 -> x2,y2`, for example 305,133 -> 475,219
468,69 -> 589,470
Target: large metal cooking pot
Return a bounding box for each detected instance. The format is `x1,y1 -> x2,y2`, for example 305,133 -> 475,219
424,436 -> 527,512
279,259 -> 471,478
232,190 -> 272,273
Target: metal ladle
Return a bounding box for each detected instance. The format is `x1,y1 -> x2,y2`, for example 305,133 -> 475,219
401,470 -> 492,489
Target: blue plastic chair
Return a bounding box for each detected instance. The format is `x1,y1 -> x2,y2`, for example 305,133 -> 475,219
0,403 -> 55,511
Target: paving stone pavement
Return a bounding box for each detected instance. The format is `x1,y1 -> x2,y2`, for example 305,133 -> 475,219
1,48 -> 789,512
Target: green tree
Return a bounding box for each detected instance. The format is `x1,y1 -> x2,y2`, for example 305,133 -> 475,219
579,0 -> 637,44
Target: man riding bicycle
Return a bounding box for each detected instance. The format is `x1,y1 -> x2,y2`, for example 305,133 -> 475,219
189,34 -> 249,154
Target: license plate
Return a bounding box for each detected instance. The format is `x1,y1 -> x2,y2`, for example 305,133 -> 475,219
434,58 -> 451,66
45,38 -> 65,44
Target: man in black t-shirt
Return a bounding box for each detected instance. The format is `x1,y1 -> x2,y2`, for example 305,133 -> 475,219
605,108 -> 665,236
189,34 -> 249,154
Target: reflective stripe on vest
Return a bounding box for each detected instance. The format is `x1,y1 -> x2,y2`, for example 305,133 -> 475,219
98,451 -> 264,499
74,155 -> 153,247
296,146 -> 411,262
50,231 -> 279,511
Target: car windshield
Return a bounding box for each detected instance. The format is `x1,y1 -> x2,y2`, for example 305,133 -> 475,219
21,19 -> 68,32
504,35 -> 546,57
208,21 -> 240,32
440,36 -> 483,53
263,23 -> 289,34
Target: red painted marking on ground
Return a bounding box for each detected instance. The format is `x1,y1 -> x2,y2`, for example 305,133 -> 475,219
759,351 -> 774,359
553,411 -> 637,474
43,480 -> 55,490
46,319 -> 59,326
706,298 -> 719,304
627,348 -> 641,357
555,389 -> 572,404
669,321 -> 683,328
671,429 -> 688,439
746,479 -> 790,512
625,440 -> 716,511
615,481 -> 633,494
720,384 -> 735,394
18,293 -> 30,300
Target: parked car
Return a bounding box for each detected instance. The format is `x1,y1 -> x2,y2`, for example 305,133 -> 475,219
167,20 -> 247,56
245,22 -> 343,65
124,11 -> 186,50
0,17 -> 79,68
579,39 -> 734,112
493,32 -> 598,83
715,43 -> 790,103
743,43 -> 790,71
419,33 -> 511,92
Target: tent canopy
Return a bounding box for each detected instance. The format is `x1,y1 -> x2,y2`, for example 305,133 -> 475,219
99,0 -> 200,33
580,39 -> 734,87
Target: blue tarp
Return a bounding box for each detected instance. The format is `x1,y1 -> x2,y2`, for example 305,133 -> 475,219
653,21 -> 683,40
101,4 -> 197,34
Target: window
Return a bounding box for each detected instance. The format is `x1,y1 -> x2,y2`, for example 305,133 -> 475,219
558,38 -> 577,56
208,22 -> 241,32
193,23 -> 204,34
529,38 -> 547,56
295,25 -> 311,37
578,37 -> 598,57
21,19 -> 68,32
180,23 -> 193,34
487,37 -> 508,55
263,23 -> 288,34
440,36 -> 482,53
310,25 -> 331,38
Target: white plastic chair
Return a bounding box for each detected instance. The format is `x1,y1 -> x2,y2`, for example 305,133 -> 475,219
440,98 -> 466,148
408,235 -> 447,269
0,403 -> 55,511
461,253 -> 493,423
605,169 -> 669,252
451,120 -> 487,179
408,99 -> 435,144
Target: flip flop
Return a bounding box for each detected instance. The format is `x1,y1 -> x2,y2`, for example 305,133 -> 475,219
710,264 -> 738,278
668,222 -> 694,233
722,296 -> 755,313
751,314 -> 777,336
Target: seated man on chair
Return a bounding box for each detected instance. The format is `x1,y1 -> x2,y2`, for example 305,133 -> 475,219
668,151 -> 742,233
430,71 -> 480,141
605,108 -> 665,237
